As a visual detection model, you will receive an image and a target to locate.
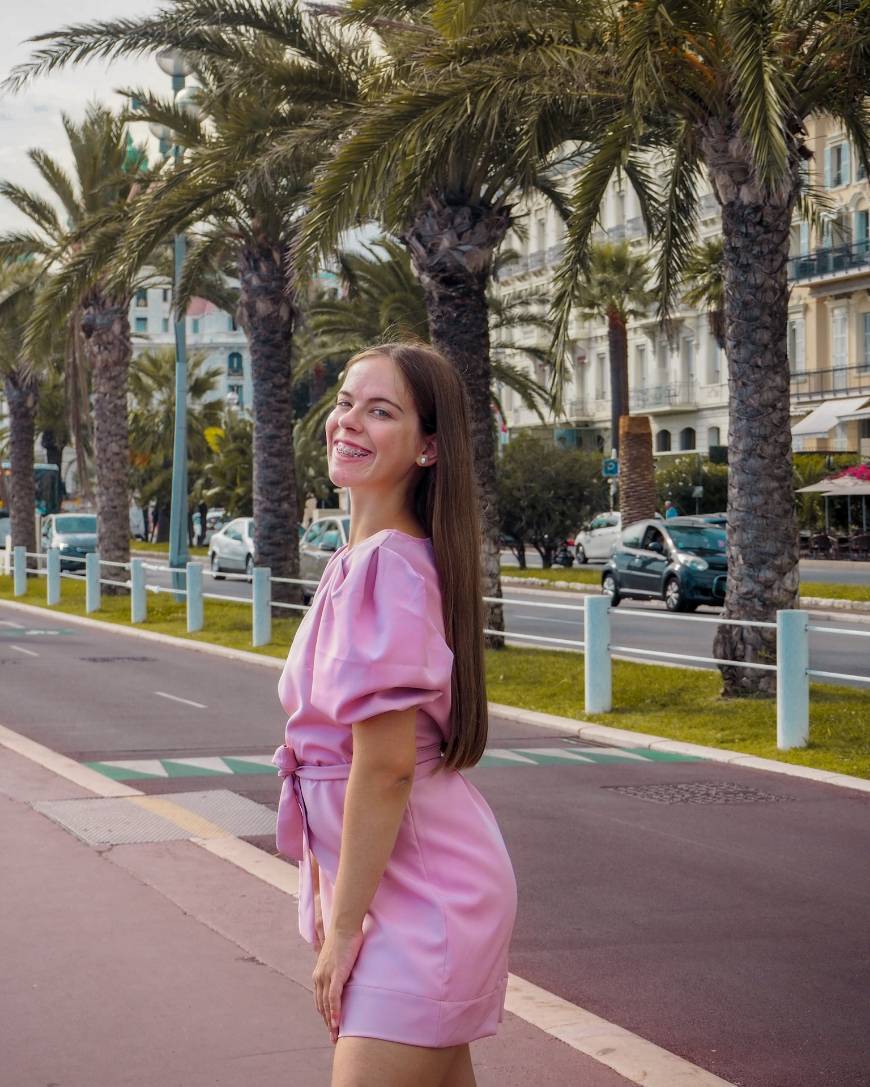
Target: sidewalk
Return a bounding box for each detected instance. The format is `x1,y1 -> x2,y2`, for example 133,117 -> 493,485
0,743 -> 639,1087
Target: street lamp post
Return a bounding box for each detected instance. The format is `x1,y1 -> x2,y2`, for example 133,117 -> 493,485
153,50 -> 194,597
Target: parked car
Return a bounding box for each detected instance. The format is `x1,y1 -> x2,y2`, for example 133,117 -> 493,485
601,516 -> 728,610
41,513 -> 98,570
574,511 -> 663,563
208,517 -> 255,578
690,511 -> 728,527
300,515 -> 351,602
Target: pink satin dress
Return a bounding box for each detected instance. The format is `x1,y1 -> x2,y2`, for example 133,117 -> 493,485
273,528 -> 517,1048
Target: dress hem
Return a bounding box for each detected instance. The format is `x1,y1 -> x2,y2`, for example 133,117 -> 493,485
338,974 -> 509,1048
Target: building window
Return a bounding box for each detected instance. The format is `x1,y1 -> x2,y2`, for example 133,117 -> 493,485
855,210 -> 870,255
191,318 -> 200,334
228,383 -> 244,408
679,427 -> 696,451
824,142 -> 851,188
862,313 -> 870,370
134,316 -> 148,333
535,215 -> 546,253
162,288 -> 170,303
708,426 -> 720,448
228,315 -> 238,331
134,289 -> 148,308
655,429 -> 671,452
228,351 -> 243,375
831,307 -> 848,369
635,343 -> 646,387
162,318 -> 170,333
788,318 -> 806,373
658,339 -> 669,370
595,352 -> 607,398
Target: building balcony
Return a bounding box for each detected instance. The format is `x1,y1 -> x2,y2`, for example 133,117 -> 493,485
630,381 -> 697,411
788,240 -> 870,285
790,364 -> 870,402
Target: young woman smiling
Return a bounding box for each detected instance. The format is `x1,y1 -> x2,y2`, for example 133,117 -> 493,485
273,342 -> 517,1086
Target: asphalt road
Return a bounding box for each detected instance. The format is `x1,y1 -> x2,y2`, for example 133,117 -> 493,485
2,603 -> 868,1087
138,560 -> 870,688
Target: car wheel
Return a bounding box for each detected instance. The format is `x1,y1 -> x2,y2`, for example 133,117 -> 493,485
575,544 -> 587,564
210,552 -> 224,580
245,554 -> 254,578
601,572 -> 621,606
664,575 -> 687,611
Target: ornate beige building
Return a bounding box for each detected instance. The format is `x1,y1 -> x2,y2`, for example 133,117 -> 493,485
492,123 -> 870,461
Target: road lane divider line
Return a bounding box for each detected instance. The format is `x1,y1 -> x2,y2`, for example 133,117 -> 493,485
0,620 -> 25,628
2,717 -> 739,1087
154,690 -> 207,709
9,645 -> 39,657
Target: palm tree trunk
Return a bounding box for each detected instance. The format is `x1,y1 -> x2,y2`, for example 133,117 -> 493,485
237,240 -> 301,609
3,369 -> 38,555
710,194 -> 799,695
402,195 -> 510,645
80,291 -> 131,591
607,309 -> 629,456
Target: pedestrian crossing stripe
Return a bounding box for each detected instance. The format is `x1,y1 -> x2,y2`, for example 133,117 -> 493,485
85,745 -> 702,781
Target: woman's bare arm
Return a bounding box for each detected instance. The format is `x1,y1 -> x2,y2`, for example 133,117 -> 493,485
328,707 -> 417,936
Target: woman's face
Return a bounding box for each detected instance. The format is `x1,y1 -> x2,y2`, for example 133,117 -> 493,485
325,354 -> 436,491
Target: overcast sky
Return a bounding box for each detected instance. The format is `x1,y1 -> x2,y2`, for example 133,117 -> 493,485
0,1 -> 167,233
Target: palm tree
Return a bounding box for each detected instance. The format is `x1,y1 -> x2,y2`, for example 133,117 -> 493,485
289,5 -> 598,640
575,241 -> 654,457
128,346 -> 224,539
417,0 -> 870,696
6,1 -> 375,605
0,268 -> 41,555
682,238 -> 725,350
0,106 -> 150,585
293,236 -> 556,441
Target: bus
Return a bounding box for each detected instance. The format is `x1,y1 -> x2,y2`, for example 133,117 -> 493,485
0,462 -> 62,537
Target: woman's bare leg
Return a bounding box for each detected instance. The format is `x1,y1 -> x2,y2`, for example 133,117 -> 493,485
331,1037 -> 462,1087
440,1043 -> 476,1087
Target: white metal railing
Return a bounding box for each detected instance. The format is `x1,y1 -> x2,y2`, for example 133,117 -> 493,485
5,539 -> 868,750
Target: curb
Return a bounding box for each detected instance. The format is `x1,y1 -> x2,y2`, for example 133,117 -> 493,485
2,596 -> 866,795
501,575 -> 870,615
489,702 -> 870,794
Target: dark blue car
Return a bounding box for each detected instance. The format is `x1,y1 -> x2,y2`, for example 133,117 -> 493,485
601,516 -> 728,611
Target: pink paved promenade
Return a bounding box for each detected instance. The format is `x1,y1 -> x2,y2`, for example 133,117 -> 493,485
0,745 -> 634,1087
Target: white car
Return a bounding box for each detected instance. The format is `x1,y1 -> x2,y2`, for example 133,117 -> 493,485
574,511 -> 663,563
208,517 -> 255,578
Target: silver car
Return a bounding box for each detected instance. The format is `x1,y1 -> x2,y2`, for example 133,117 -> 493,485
208,517 -> 255,578
41,513 -> 99,570
300,516 -> 351,602
574,510 -> 663,563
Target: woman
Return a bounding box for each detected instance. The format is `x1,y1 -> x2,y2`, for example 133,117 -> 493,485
273,342 -> 517,1086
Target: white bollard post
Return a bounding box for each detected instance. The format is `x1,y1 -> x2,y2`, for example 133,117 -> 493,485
252,566 -> 271,647
2,533 -> 10,576
46,547 -> 61,605
13,546 -> 27,596
777,609 -> 809,749
130,558 -> 147,623
584,594 -> 612,714
186,561 -> 203,633
86,552 -> 101,613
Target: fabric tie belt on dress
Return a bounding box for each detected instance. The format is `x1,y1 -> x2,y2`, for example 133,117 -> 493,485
271,740 -> 445,943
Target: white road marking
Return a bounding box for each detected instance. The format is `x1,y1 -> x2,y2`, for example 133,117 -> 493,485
154,690 -> 207,709
0,620 -> 25,628
9,645 -> 38,657
101,759 -> 170,778
513,747 -> 597,762
165,756 -> 233,773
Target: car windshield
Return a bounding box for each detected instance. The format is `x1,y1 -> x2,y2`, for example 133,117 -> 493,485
666,525 -> 725,553
54,515 -> 97,534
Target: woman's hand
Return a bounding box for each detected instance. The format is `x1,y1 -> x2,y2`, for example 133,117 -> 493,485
312,926 -> 364,1044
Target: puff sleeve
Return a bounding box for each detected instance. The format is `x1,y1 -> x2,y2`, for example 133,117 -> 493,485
309,542 -> 454,726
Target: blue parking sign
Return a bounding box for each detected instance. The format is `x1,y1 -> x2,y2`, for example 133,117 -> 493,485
602,458 -> 619,478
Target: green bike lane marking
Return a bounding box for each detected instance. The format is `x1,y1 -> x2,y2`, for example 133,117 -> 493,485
85,746 -> 703,781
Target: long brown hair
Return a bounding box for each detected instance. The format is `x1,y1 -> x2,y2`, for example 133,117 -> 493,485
343,342 -> 488,771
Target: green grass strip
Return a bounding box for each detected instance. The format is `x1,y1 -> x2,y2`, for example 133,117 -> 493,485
1,574 -> 867,780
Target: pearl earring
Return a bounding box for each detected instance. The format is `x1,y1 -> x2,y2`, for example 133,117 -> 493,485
419,455 -> 428,464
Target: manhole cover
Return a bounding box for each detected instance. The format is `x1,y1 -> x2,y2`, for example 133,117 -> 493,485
601,780 -> 795,805
79,655 -> 157,663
